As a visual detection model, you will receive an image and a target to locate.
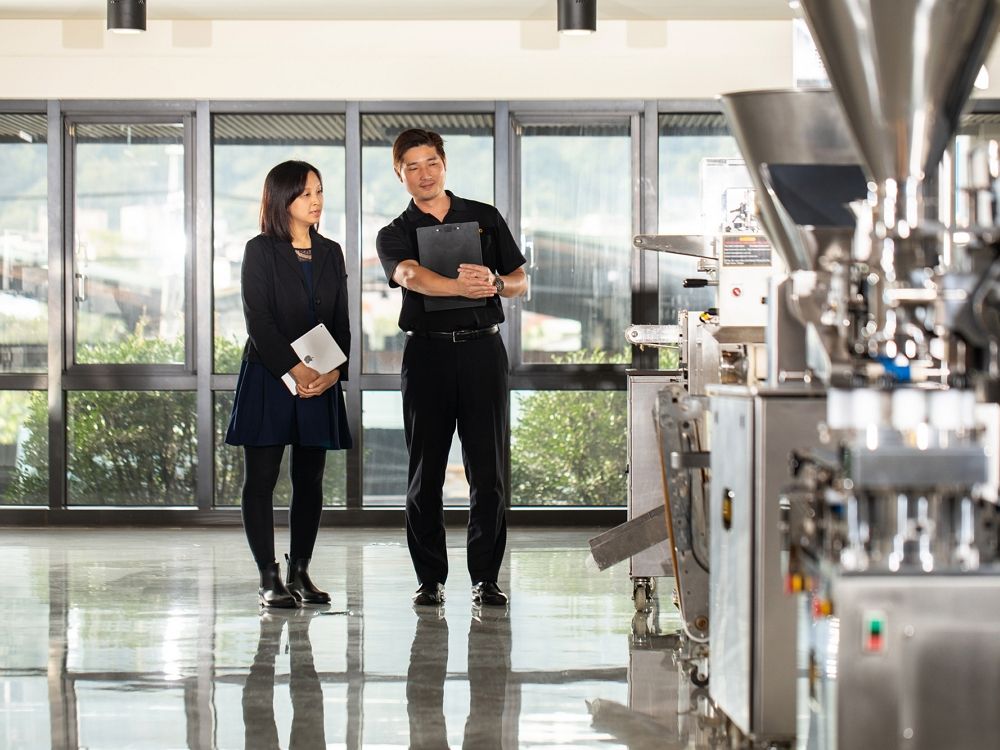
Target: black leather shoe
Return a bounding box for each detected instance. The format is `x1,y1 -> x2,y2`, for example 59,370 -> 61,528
258,561 -> 300,609
471,581 -> 509,606
412,582 -> 445,606
285,554 -> 331,605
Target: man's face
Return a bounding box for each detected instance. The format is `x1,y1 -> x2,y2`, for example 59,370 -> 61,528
397,145 -> 446,202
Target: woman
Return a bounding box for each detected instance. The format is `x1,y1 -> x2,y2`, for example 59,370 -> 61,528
226,160 -> 352,609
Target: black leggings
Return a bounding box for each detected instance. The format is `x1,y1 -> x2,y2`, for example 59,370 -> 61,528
241,444 -> 327,569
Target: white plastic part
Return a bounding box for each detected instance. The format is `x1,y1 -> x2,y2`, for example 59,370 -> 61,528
827,389 -> 851,429
929,390 -> 962,430
891,389 -> 927,430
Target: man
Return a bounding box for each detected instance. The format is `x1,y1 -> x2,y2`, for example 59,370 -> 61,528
376,128 -> 527,607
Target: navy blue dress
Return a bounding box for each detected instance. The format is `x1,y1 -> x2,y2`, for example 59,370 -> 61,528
225,260 -> 352,450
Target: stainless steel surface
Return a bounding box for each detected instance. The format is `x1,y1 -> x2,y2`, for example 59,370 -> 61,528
707,395 -> 754,735
589,506 -> 669,571
625,324 -> 684,347
815,575 -> 1000,750
633,234 -> 714,259
709,391 -> 827,742
628,373 -> 682,579
849,444 -> 989,488
719,89 -> 860,272
655,385 -> 711,643
685,312 -> 722,397
800,0 -> 1000,191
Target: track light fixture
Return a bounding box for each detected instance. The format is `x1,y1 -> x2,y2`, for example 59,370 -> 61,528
558,0 -> 597,35
107,0 -> 146,34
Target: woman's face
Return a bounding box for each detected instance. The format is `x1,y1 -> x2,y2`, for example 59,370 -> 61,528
287,171 -> 323,233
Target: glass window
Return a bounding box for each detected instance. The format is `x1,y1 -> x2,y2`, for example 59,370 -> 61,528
212,113 -> 347,373
0,677 -> 51,748
72,121 -> 188,366
657,113 -> 742,327
362,390 -> 468,508
213,392 -> 346,507
510,389 -> 626,507
66,391 -> 196,506
0,114 -> 47,373
0,390 -> 48,506
519,122 -> 632,365
360,113 -> 494,374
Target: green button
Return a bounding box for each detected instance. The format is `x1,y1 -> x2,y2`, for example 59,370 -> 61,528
869,618 -> 882,635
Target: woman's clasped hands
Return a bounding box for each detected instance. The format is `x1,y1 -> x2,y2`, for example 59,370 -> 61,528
290,361 -> 340,398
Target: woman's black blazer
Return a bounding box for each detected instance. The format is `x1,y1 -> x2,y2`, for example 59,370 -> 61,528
240,228 -> 350,382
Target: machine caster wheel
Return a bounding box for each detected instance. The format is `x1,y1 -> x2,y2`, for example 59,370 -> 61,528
690,665 -> 709,688
632,578 -> 655,611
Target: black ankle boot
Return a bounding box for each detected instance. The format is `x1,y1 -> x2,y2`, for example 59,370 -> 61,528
285,554 -> 331,605
258,561 -> 299,609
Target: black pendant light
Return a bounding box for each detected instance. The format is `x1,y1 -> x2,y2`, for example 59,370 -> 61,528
558,0 -> 597,35
107,0 -> 146,34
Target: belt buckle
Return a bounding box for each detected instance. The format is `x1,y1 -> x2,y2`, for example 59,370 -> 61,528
451,330 -> 460,343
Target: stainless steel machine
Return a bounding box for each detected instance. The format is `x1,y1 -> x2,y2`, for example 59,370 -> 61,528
702,86 -> 866,745
709,1 -> 1000,748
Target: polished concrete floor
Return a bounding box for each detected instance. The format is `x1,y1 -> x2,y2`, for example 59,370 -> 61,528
0,526 -> 721,749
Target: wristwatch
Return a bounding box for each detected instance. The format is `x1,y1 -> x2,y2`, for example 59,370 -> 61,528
493,275 -> 505,295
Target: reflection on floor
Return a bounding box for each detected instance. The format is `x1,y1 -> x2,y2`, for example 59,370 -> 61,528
0,527 -> 724,749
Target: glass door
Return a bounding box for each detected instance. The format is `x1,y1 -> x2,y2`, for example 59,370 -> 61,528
69,118 -> 191,367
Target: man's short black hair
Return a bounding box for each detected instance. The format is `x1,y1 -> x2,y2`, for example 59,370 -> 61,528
392,129 -> 446,174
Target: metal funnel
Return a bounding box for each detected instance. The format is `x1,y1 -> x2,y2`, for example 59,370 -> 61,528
720,89 -> 862,271
799,0 -> 1000,188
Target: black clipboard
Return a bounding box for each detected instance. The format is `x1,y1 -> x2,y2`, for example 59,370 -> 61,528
416,221 -> 487,312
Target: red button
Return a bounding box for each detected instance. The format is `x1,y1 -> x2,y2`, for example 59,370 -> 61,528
732,287 -> 742,297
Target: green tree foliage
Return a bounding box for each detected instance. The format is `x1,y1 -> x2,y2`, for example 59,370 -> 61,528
511,349 -> 627,506
1,391 -> 47,504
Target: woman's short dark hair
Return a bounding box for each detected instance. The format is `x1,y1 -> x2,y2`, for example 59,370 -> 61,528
259,160 -> 322,241
392,129 -> 446,175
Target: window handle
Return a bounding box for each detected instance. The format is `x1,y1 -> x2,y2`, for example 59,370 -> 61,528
74,271 -> 87,303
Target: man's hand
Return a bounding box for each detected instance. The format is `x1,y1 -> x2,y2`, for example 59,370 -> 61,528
457,263 -> 497,298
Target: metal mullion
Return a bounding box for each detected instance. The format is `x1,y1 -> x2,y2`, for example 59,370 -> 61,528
0,505 -> 624,526
344,101 -> 363,510
510,369 -> 628,392
632,101 -> 660,371
507,114 -> 524,370
494,102 -> 514,511
0,374 -> 44,390
509,100 -> 644,114
656,99 -> 725,114
208,100 -> 348,114
0,100 -> 45,113
58,101 -> 197,116
48,100 -> 66,511
195,101 -> 213,511
61,373 -> 197,390
357,100 -> 496,114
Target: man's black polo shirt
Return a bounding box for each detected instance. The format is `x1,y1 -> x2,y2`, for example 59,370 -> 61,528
376,191 -> 527,333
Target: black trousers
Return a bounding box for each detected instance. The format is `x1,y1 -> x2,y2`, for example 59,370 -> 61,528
241,444 -> 327,568
401,333 -> 508,586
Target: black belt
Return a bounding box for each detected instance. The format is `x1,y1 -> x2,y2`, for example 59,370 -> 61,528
406,324 -> 499,343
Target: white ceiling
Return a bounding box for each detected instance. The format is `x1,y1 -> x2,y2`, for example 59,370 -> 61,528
0,1 -> 795,22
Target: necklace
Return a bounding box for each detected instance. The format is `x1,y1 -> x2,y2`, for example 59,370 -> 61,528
293,246 -> 312,261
